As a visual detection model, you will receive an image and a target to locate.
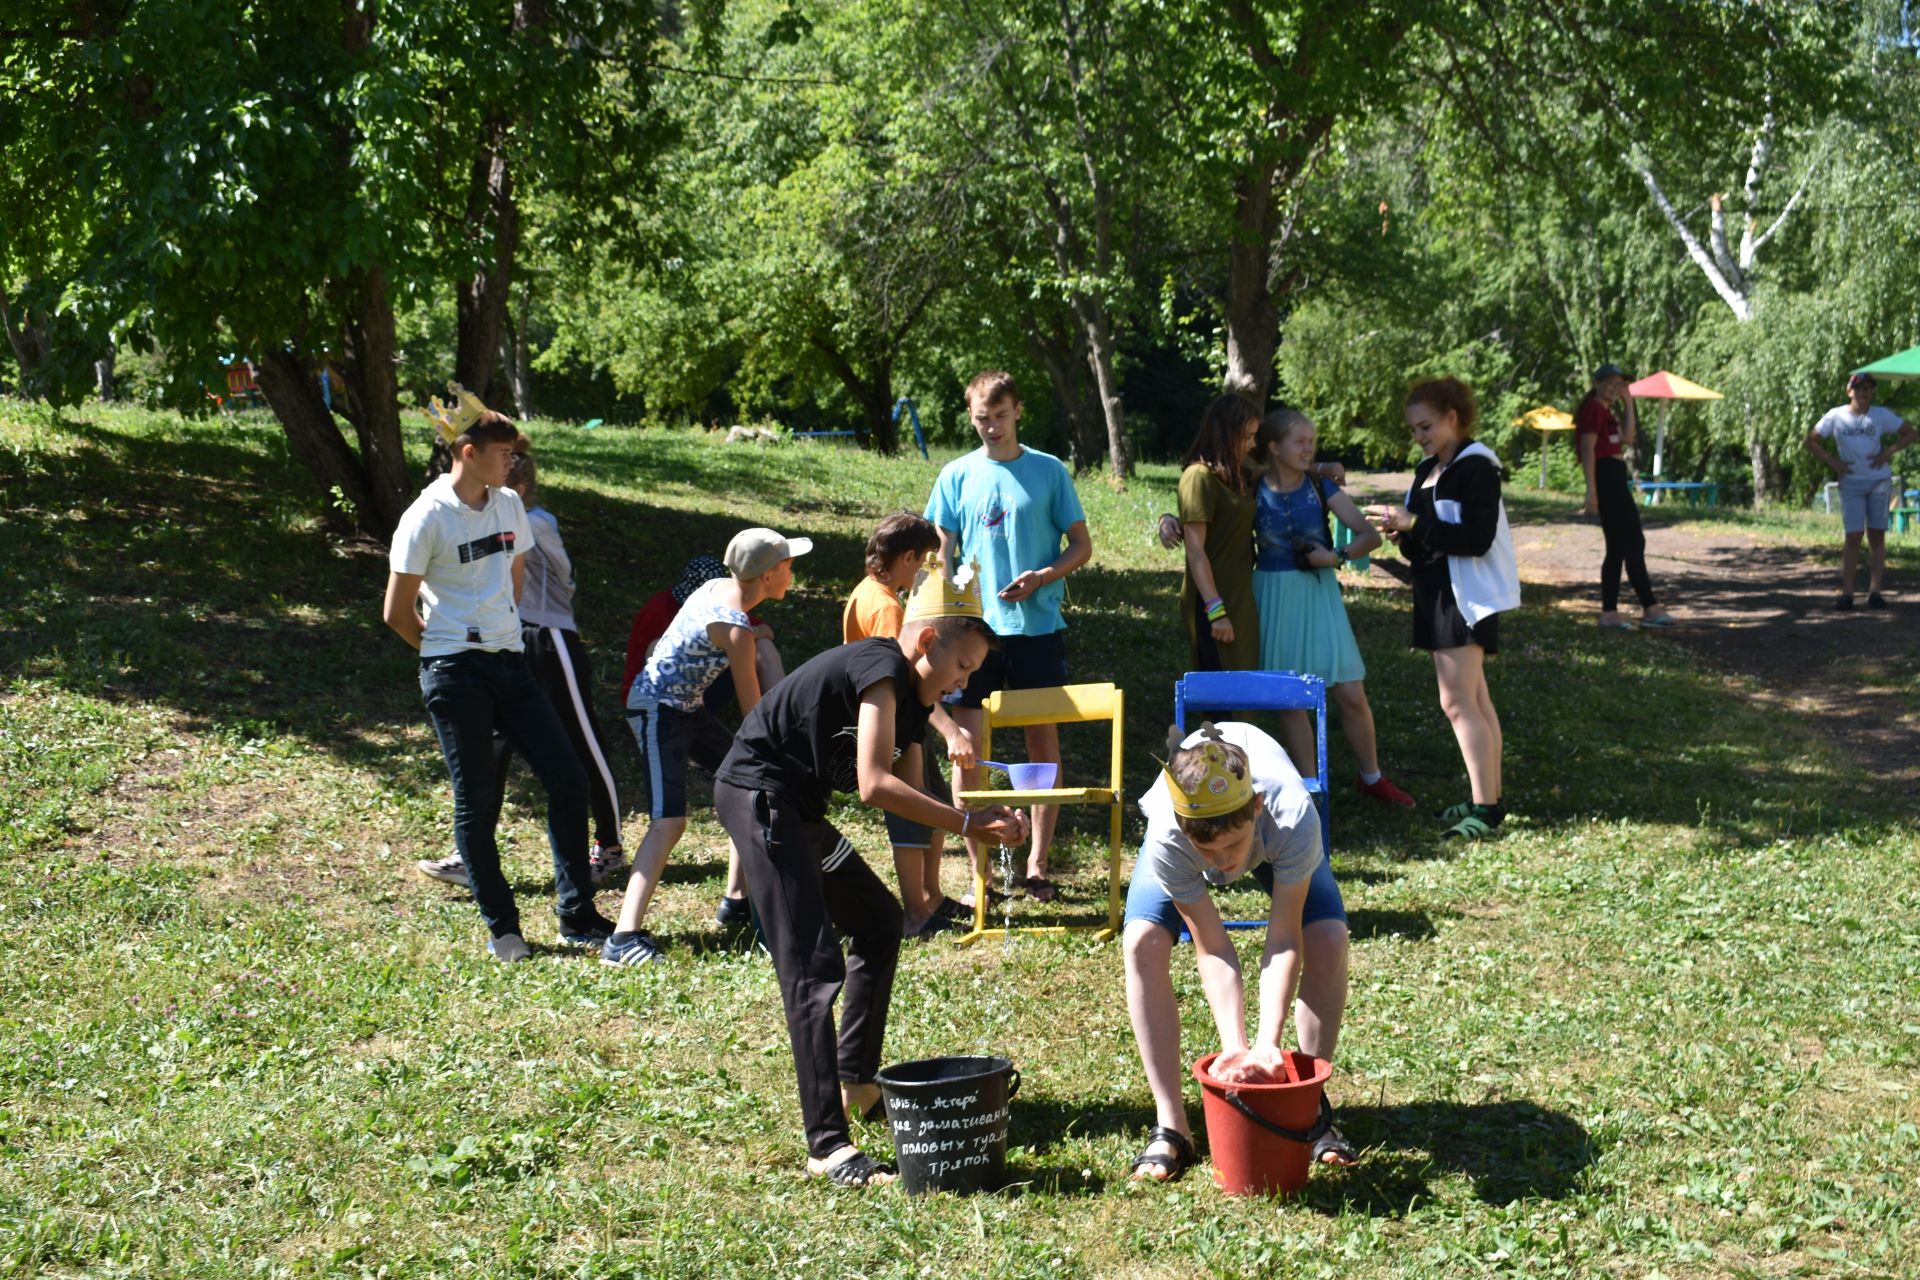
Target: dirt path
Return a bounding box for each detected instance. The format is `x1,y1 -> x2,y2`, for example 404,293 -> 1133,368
1347,473 -> 1920,779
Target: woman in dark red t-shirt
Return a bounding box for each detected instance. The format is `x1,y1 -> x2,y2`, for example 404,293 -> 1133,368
1576,365 -> 1673,630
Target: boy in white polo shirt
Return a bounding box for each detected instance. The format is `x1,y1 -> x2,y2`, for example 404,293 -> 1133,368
1806,371 -> 1916,609
382,387 -> 613,962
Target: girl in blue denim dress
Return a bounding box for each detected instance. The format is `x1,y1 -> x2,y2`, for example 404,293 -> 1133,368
1252,410 -> 1413,809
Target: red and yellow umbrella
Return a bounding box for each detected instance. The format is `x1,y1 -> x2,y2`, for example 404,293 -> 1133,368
1627,370 -> 1722,478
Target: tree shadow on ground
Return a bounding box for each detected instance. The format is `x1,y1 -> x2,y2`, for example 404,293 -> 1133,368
1501,498 -> 1920,779
1297,1099 -> 1596,1216
1346,907 -> 1443,942
1010,1092 -> 1159,1155
10,414 -> 1911,854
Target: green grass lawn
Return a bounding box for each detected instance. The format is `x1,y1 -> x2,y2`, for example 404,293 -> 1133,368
2,402 -> 1917,1278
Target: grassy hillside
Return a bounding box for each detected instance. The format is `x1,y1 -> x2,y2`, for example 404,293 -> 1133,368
2,401 -> 1916,1278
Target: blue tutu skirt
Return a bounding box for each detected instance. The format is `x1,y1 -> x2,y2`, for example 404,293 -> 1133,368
1253,568 -> 1366,685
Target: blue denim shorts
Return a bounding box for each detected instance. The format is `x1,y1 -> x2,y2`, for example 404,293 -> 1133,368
627,701 -> 735,819
882,730 -> 949,849
1122,847 -> 1346,939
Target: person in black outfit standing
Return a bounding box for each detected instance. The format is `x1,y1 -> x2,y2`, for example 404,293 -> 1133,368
1366,377 -> 1521,841
1576,364 -> 1675,631
712,557 -> 1029,1187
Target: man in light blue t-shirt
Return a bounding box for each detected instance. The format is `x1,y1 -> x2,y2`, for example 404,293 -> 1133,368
925,371 -> 1093,901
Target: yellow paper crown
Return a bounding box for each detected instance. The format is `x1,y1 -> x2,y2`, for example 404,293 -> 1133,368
1162,724 -> 1254,819
424,381 -> 492,444
904,553 -> 985,621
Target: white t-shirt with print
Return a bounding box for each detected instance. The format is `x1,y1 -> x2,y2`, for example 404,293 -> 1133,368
1814,404 -> 1905,484
389,476 -> 532,657
1135,722 -> 1320,905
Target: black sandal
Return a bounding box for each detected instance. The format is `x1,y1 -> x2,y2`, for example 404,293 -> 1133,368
817,1150 -> 894,1187
1130,1126 -> 1195,1182
1311,1122 -> 1358,1166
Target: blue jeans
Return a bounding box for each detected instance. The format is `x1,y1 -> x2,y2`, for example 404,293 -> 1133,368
419,649 -> 593,937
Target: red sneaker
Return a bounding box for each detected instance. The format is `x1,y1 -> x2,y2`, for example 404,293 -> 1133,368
1357,775 -> 1415,808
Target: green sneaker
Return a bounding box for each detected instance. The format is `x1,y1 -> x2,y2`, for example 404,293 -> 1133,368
1437,800 -> 1475,823
1442,813 -> 1496,840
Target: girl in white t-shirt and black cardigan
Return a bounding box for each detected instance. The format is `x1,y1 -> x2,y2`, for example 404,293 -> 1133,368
1366,377 -> 1520,841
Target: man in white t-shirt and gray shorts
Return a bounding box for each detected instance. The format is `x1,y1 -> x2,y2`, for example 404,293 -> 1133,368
1806,371 -> 1916,609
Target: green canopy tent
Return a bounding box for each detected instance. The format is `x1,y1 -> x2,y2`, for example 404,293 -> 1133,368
1855,343 -> 1920,383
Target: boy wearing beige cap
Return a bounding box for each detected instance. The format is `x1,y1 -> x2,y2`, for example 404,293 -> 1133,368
604,527 -> 811,965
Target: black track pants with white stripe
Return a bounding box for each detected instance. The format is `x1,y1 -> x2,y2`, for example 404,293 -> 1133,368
714,778 -> 903,1159
488,625 -> 623,850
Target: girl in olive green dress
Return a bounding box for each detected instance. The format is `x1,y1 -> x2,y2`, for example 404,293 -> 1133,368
1175,394 -> 1263,671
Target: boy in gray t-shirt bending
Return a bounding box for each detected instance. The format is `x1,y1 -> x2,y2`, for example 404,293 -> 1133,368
1121,722 -> 1354,1182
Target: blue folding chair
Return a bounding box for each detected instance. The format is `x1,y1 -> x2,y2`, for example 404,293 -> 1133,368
1171,670 -> 1330,935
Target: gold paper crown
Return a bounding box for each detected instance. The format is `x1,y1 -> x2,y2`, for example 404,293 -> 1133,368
903,552 -> 985,621
1162,723 -> 1254,819
424,381 -> 492,445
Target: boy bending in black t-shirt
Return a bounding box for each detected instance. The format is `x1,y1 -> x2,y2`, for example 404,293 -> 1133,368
713,556 -> 1028,1187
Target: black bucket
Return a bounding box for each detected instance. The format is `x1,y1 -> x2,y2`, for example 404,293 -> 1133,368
875,1055 -> 1021,1195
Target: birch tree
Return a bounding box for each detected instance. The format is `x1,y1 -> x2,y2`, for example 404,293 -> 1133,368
1630,109 -> 1827,497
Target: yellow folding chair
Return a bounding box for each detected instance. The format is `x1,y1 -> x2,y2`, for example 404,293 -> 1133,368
953,682 -> 1124,945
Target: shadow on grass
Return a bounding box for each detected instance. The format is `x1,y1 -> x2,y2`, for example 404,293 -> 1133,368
1346,907 -> 1442,942
6,407 -> 1910,853
1301,1099 -> 1596,1215
1010,1092 -> 1156,1156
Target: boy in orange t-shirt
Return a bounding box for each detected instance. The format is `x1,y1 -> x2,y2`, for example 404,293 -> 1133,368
843,513 -> 977,935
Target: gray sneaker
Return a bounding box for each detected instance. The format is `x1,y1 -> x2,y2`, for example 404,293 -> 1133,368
488,932 -> 532,963
417,854 -> 469,887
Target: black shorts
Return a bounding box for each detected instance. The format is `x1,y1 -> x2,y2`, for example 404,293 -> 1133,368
948,630 -> 1069,709
1411,567 -> 1500,654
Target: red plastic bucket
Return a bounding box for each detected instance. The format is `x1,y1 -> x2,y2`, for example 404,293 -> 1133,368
1192,1050 -> 1332,1197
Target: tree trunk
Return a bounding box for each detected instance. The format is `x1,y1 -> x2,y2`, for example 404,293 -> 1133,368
1748,431 -> 1777,507
1222,161 -> 1280,405
0,290 -> 51,393
451,1 -> 545,400
808,333 -> 898,454
454,131 -> 518,397
864,380 -> 899,455
506,281 -> 533,418
1024,327 -> 1101,474
94,349 -> 115,401
255,350 -> 385,537
300,267 -> 412,539
1076,296 -> 1131,481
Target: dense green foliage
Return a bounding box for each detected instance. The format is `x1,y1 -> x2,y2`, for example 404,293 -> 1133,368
3,3 -> 1917,505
